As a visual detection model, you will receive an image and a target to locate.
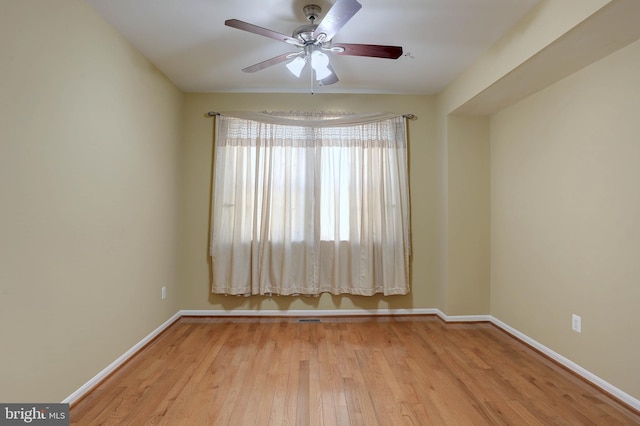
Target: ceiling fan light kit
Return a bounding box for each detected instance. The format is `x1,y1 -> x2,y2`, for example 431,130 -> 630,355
225,0 -> 403,89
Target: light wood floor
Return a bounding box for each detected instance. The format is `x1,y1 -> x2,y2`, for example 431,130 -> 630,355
70,316 -> 640,425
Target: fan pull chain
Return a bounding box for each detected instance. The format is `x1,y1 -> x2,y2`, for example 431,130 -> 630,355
310,64 -> 315,94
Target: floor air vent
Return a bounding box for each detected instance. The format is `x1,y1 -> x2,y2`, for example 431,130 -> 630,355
298,318 -> 321,323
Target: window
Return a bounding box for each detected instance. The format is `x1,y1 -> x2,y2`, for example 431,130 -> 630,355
210,112 -> 411,296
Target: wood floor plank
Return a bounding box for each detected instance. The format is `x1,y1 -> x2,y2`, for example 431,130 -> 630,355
70,316 -> 640,425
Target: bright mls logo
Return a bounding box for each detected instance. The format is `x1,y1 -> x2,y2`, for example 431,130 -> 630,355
0,404 -> 68,425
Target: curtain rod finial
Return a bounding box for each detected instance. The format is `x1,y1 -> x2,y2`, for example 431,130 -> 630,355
206,111 -> 219,118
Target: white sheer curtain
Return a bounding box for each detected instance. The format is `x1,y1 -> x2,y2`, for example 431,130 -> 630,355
210,112 -> 410,296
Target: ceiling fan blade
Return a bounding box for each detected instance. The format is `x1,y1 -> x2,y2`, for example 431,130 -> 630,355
313,0 -> 362,42
241,52 -> 300,73
331,43 -> 403,59
225,19 -> 302,46
318,65 -> 339,86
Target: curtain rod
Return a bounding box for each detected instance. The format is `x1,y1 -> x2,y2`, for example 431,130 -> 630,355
205,111 -> 417,120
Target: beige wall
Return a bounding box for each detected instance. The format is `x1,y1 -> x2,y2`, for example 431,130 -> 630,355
446,116 -> 490,315
0,0 -> 183,402
178,93 -> 438,312
490,39 -> 640,399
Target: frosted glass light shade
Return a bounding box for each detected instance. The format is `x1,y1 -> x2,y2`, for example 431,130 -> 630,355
286,56 -> 307,78
311,51 -> 332,80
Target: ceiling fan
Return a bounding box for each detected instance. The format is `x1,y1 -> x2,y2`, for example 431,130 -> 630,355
225,0 -> 403,86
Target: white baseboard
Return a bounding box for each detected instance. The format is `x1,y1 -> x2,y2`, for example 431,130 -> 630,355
436,312 -> 493,323
489,317 -> 640,412
64,309 -> 640,413
179,308 -> 440,317
179,309 -> 493,323
62,312 -> 181,406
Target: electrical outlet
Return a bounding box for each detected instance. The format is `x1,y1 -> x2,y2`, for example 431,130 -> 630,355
162,286 -> 167,300
572,314 -> 581,333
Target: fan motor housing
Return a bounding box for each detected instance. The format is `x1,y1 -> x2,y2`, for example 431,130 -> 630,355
292,23 -> 318,43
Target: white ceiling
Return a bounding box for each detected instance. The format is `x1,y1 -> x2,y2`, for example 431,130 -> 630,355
85,0 -> 539,95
